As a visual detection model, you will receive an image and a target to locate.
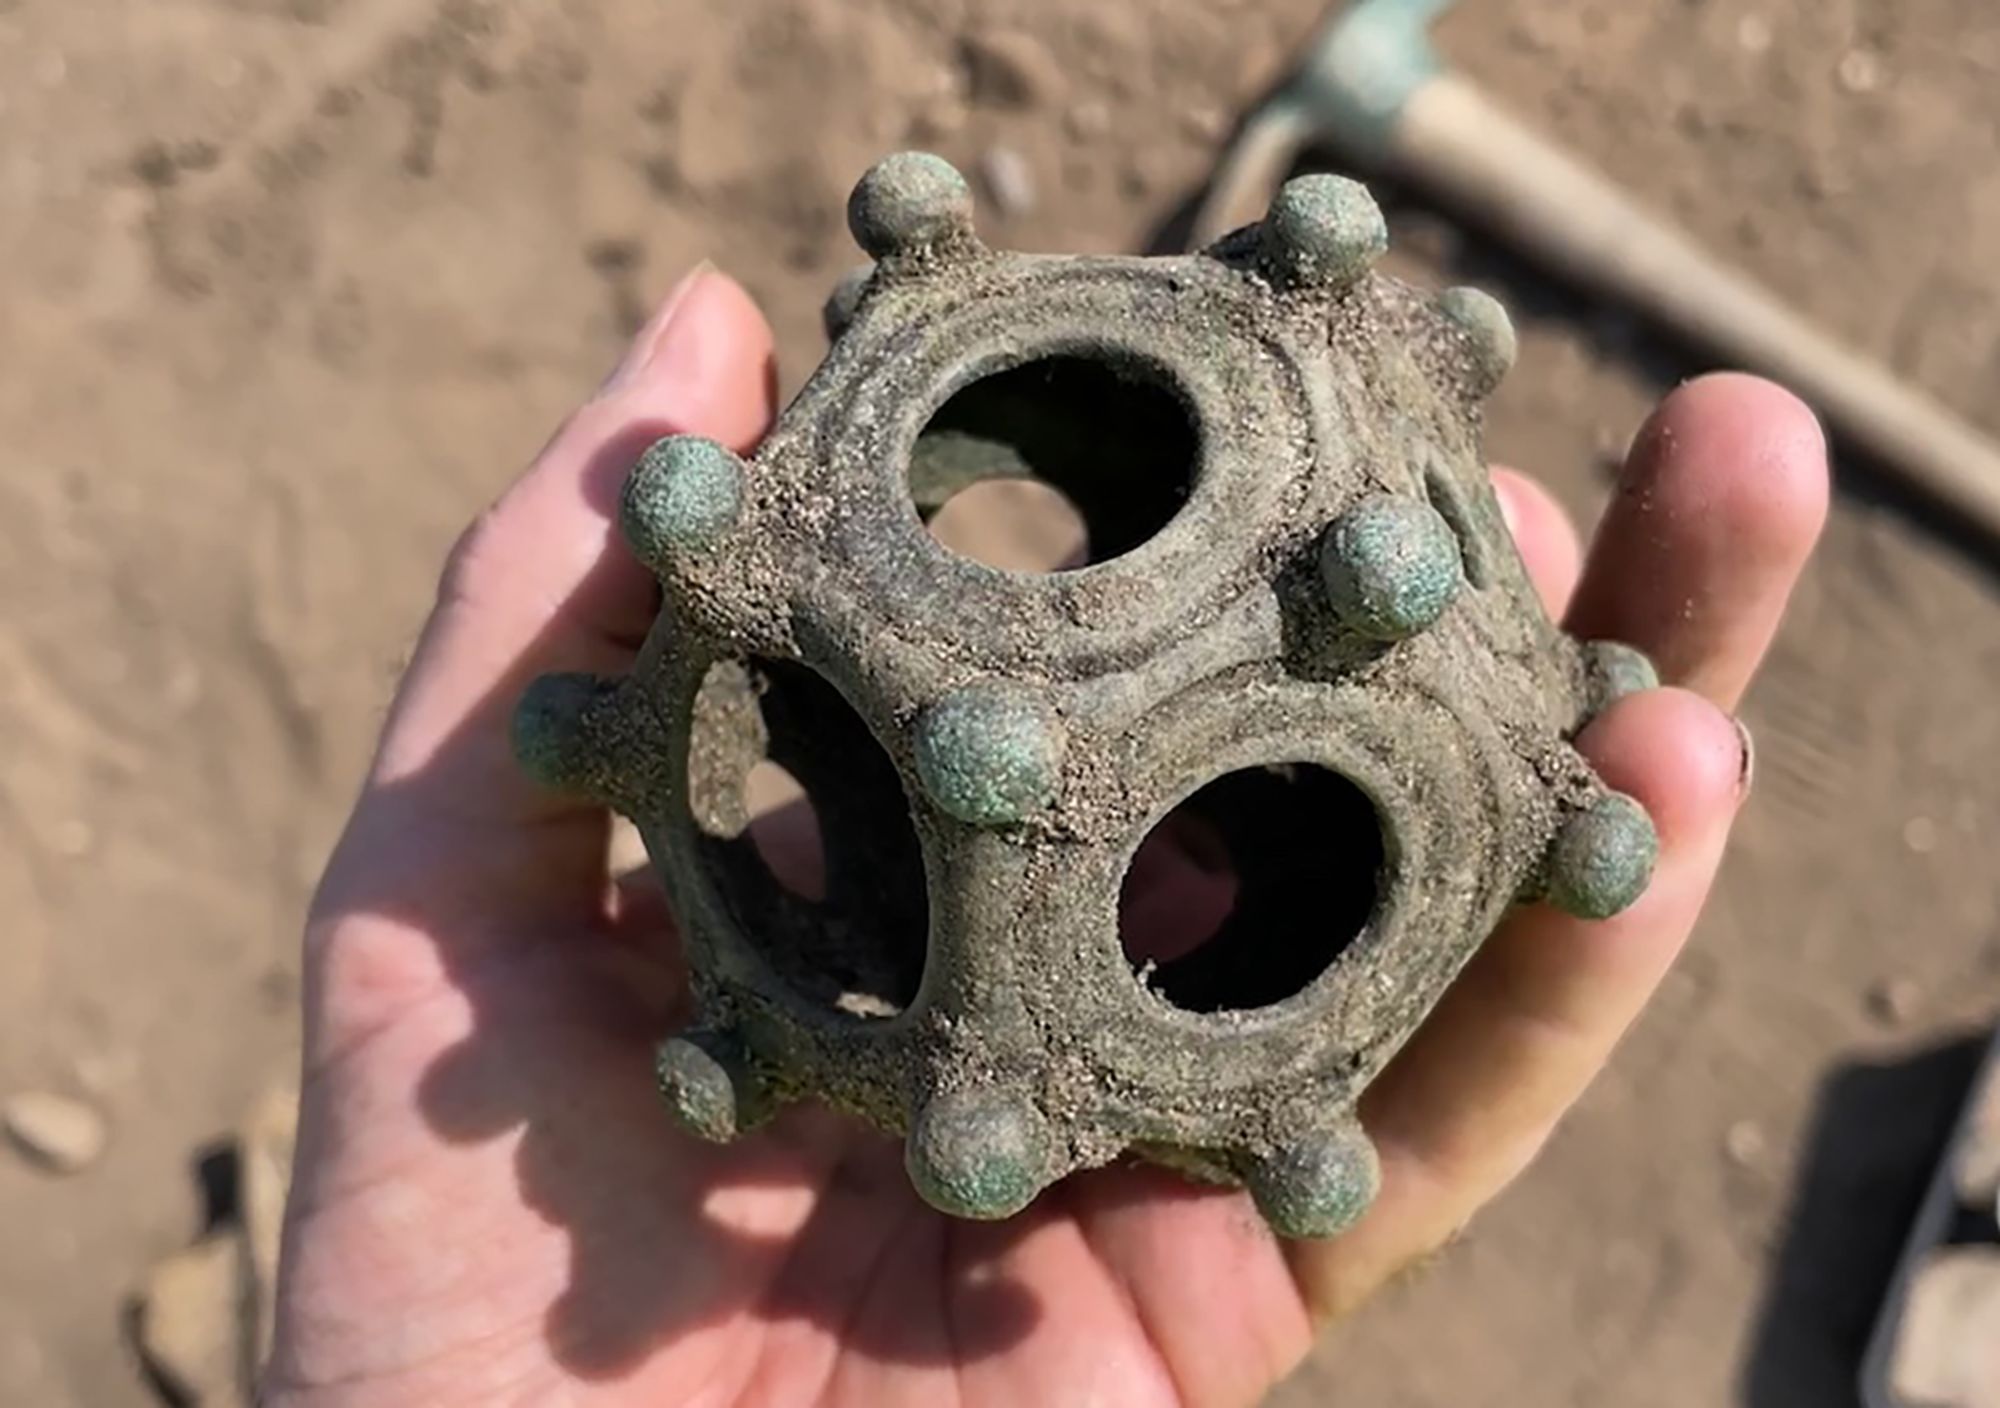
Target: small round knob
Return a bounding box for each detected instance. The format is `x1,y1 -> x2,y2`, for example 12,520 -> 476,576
913,683 -> 1065,826
656,1032 -> 764,1143
1245,1124 -> 1382,1240
1545,792 -> 1659,920
906,1087 -> 1054,1220
1582,640 -> 1660,715
1436,286 -> 1518,396
847,152 -> 976,259
512,672 -> 623,802
1320,495 -> 1465,641
1262,174 -> 1388,291
620,435 -> 747,568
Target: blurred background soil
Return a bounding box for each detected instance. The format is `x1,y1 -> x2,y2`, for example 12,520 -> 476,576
3,0 -> 1999,1403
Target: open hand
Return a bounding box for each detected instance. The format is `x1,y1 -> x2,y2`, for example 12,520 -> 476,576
267,267 -> 1827,1407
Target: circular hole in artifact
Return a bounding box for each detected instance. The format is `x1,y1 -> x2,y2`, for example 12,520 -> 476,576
1118,762 -> 1386,1014
909,352 -> 1200,571
688,659 -> 930,1020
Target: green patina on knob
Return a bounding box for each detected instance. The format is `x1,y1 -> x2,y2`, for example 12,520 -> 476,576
1262,174 -> 1388,291
1547,792 -> 1659,920
913,683 -> 1064,826
1583,640 -> 1661,714
621,435 -> 745,566
1245,1125 -> 1383,1241
1436,286 -> 1518,395
1320,494 -> 1465,640
656,1031 -> 769,1143
906,1088 -> 1054,1220
512,672 -> 615,792
847,151 -> 976,259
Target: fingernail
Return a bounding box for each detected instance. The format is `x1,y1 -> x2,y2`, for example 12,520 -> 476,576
600,260 -> 716,396
1732,716 -> 1756,799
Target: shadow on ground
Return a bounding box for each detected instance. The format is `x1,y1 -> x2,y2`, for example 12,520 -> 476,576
1740,1035 -> 1988,1408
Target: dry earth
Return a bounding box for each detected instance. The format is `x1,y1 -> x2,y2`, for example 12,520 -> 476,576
2,1 -> 1999,1404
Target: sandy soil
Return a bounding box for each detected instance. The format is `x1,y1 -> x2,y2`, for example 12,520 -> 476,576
2,1 -> 1998,1403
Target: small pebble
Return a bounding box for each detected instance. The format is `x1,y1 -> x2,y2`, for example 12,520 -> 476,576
1118,160 -> 1156,198
1065,100 -> 1110,140
4,1091 -> 108,1174
132,143 -> 180,189
978,145 -> 1036,219
1183,105 -> 1227,142
1838,48 -> 1883,93
1904,815 -> 1940,853
584,237 -> 642,275
1866,976 -> 1923,1027
1725,1119 -> 1767,1167
1737,14 -> 1773,54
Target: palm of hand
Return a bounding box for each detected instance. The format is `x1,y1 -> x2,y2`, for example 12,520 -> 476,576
284,899 -> 1307,1406
267,272 -> 1825,1407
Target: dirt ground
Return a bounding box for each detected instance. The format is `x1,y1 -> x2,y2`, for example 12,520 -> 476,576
3,1 -> 1999,1403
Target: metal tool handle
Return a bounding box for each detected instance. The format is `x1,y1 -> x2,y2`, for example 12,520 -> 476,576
1394,74 -> 2000,540
1188,104 -> 1314,248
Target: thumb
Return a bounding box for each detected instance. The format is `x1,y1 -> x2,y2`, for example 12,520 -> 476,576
371,266 -> 775,806
315,268 -> 775,933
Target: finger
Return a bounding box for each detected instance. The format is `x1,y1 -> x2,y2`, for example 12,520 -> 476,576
1119,813 -> 1239,967
1289,688 -> 1747,1320
371,268 -> 776,799
1491,467 -> 1582,619
313,270 -> 776,935
1067,1166 -> 1315,1407
608,862 -> 680,953
1564,373 -> 1828,710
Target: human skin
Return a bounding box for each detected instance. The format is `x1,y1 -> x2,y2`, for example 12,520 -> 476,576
265,267 -> 1829,1407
